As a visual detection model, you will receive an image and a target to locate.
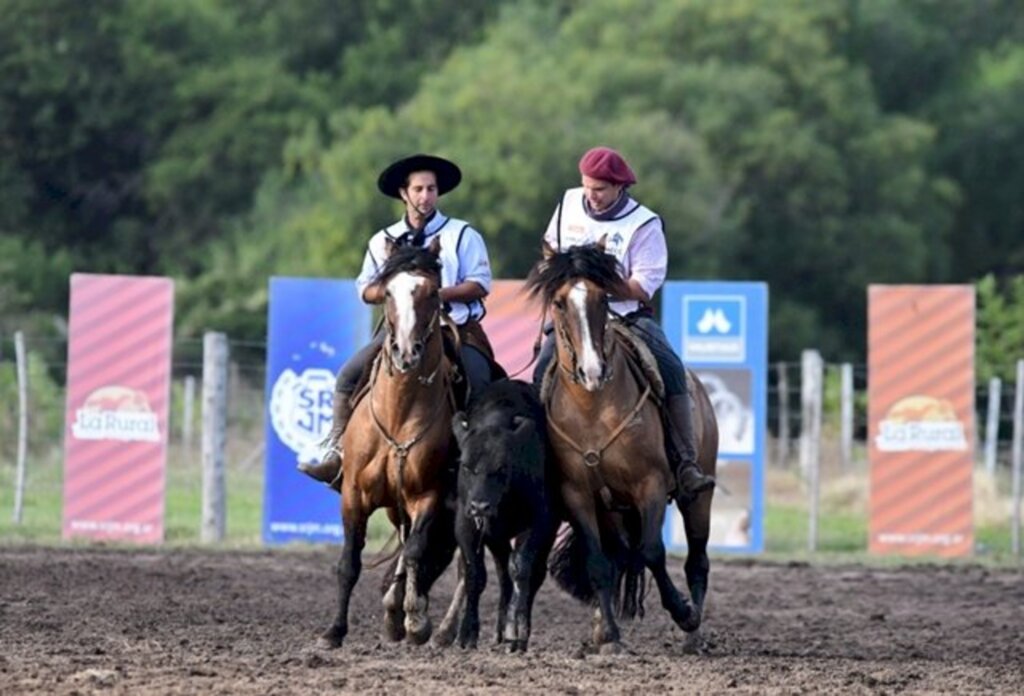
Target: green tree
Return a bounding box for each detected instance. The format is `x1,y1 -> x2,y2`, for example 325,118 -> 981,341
976,273 -> 1024,382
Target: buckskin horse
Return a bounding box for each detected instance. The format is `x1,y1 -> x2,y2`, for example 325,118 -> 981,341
525,241 -> 718,653
320,240 -> 458,648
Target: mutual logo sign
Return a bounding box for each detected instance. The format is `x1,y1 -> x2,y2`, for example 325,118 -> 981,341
269,367 -> 336,464
683,296 -> 745,363
874,395 -> 967,452
71,385 -> 160,442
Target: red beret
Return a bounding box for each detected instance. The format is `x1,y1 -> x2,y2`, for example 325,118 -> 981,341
578,146 -> 636,186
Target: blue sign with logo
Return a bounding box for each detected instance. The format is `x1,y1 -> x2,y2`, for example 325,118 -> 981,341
263,278 -> 372,544
662,282 -> 768,554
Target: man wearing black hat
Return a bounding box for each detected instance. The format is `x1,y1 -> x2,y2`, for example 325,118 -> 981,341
299,154 -> 498,490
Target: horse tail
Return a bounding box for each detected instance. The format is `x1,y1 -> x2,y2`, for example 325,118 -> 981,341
367,528 -> 403,571
547,524 -> 595,604
615,555 -> 646,621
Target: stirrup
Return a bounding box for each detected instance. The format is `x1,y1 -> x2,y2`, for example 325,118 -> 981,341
677,465 -> 715,499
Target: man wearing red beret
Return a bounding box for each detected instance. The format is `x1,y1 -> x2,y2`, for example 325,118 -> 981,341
533,146 -> 715,498
300,153 -> 500,491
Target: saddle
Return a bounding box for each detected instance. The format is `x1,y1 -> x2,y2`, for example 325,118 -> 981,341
347,319 -> 504,413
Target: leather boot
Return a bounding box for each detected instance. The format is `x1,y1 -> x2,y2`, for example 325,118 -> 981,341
666,392 -> 715,499
298,390 -> 354,492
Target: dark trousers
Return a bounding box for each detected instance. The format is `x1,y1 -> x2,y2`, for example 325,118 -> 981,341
336,327 -> 491,398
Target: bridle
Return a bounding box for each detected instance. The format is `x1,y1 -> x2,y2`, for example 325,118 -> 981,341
381,278 -> 443,386
552,290 -> 614,389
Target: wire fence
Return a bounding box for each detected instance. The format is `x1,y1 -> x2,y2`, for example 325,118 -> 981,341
1,330 -> 1021,554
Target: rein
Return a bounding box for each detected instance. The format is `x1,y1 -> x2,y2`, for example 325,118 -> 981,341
372,290 -> 456,535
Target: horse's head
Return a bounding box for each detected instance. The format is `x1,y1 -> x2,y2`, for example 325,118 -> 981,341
376,238 -> 443,373
525,239 -> 629,392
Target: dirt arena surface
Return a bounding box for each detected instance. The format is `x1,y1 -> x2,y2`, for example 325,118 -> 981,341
1,546 -> 1022,695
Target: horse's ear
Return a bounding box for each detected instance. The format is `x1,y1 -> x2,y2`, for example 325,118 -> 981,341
542,240 -> 556,260
595,233 -> 608,252
385,237 -> 398,257
427,235 -> 441,257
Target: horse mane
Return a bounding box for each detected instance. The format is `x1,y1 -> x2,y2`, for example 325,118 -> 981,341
524,244 -> 629,307
374,244 -> 442,286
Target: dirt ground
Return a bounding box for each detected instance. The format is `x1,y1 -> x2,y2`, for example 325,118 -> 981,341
1,546 -> 1022,695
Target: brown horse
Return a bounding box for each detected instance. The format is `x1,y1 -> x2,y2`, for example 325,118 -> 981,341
525,242 -> 718,653
320,240 -> 458,648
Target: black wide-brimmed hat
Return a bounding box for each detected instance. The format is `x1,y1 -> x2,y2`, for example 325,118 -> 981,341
377,154 -> 462,199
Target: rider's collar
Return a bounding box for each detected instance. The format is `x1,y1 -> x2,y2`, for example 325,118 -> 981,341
386,210 -> 449,244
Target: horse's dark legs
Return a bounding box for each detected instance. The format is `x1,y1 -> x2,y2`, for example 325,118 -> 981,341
639,499 -> 699,634
565,501 -> 620,649
678,495 -> 712,653
402,499 -> 456,645
321,509 -> 368,648
382,551 -> 408,642
678,498 -> 711,612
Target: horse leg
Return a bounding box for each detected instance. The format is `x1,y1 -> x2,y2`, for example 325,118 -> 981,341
639,498 -> 699,634
433,547 -> 465,648
678,496 -> 712,653
565,491 -> 620,651
381,549 -> 407,642
488,539 -> 512,647
402,498 -> 452,645
320,504 -> 368,648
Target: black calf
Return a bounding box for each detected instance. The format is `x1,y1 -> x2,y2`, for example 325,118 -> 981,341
444,379 -> 559,652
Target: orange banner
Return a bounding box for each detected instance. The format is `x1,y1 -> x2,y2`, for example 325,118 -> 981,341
868,285 -> 974,556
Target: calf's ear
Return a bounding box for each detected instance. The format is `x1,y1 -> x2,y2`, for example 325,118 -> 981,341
511,414 -> 535,437
452,411 -> 470,445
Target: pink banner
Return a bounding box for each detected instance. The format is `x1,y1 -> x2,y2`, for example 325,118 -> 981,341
63,274 -> 174,543
481,280 -> 543,378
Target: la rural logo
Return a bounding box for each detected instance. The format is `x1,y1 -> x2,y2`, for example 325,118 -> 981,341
874,395 -> 967,452
72,385 -> 160,442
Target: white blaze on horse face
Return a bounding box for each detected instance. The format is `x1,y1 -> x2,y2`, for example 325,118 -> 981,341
569,282 -> 604,391
388,273 -> 426,360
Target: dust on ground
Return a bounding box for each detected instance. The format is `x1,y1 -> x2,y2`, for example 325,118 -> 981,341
1,546 -> 1022,694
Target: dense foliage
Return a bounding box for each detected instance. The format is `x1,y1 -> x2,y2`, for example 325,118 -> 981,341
1,0 -> 1022,367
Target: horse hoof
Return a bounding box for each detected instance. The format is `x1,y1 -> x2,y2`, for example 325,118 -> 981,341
432,628 -> 456,648
680,608 -> 702,634
405,616 -> 432,645
598,641 -> 624,655
682,630 -> 706,655
383,613 -> 406,642
319,626 -> 345,649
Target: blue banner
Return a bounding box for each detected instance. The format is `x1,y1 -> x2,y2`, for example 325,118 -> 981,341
262,278 -> 372,545
661,282 -> 768,554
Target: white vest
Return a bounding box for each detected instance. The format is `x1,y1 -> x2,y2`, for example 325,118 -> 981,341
554,188 -> 659,315
371,216 -> 484,324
